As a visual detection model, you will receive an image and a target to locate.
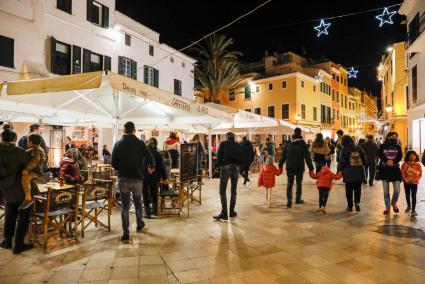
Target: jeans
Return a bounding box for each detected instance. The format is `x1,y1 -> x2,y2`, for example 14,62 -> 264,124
404,183 -> 418,210
314,162 -> 326,173
4,203 -> 31,246
365,163 -> 376,183
103,155 -> 111,164
143,179 -> 158,215
325,159 -> 331,168
382,180 -> 400,209
118,178 -> 144,236
345,182 -> 362,208
219,164 -> 239,214
318,188 -> 330,207
287,170 -> 304,203
240,163 -> 251,184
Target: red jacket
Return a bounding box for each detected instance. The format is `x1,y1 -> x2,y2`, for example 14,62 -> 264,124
59,157 -> 83,184
309,166 -> 342,190
258,164 -> 282,188
401,162 -> 422,184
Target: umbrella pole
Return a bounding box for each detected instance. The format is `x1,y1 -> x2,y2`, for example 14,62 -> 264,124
112,90 -> 119,144
208,126 -> 212,179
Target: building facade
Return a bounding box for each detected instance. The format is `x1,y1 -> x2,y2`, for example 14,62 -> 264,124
399,0 -> 425,153
377,42 -> 408,147
0,0 -> 195,99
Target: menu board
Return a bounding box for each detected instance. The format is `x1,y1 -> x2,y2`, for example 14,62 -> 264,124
180,143 -> 198,182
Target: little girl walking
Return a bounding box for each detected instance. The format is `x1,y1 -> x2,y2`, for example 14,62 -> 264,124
258,156 -> 282,207
309,166 -> 342,213
401,151 -> 422,216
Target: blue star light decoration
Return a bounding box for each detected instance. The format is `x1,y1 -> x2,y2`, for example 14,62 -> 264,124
376,7 -> 397,27
314,19 -> 331,37
315,72 -> 323,83
348,67 -> 359,79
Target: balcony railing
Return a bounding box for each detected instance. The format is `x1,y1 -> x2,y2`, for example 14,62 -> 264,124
409,13 -> 425,46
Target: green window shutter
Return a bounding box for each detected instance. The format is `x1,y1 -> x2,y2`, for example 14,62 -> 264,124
86,0 -> 93,22
118,56 -> 123,75
72,45 -> 81,74
83,49 -> 90,73
104,55 -> 111,72
154,68 -> 159,87
143,66 -> 148,84
50,36 -> 56,73
102,5 -> 109,28
131,60 -> 137,80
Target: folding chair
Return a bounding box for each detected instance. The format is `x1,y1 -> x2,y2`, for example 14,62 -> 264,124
186,175 -> 202,205
31,185 -> 79,250
78,180 -> 113,237
158,179 -> 182,216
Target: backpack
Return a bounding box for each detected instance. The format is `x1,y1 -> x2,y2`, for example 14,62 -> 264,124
349,148 -> 363,167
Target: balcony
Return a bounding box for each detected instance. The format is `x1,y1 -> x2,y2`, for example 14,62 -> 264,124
408,13 -> 425,53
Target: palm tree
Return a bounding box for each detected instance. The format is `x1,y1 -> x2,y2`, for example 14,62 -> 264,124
192,34 -> 242,103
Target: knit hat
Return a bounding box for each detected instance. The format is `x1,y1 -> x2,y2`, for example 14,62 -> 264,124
265,155 -> 273,165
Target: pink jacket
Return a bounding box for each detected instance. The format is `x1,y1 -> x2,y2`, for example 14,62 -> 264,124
309,166 -> 342,190
401,162 -> 422,184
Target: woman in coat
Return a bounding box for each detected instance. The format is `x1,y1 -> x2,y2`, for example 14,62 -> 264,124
311,133 -> 330,173
59,150 -> 83,184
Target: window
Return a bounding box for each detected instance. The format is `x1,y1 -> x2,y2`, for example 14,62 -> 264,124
256,85 -> 259,93
336,91 -> 339,102
406,85 -> 410,109
268,106 -> 275,118
321,105 -> 325,123
254,108 -> 261,115
182,62 -> 185,68
72,45 -> 81,74
281,104 -> 289,119
301,80 -> 304,88
245,108 -> 252,113
125,33 -> 131,46
282,80 -> 287,88
170,57 -> 174,63
174,79 -> 182,96
412,65 -> 417,103
313,85 -> 316,92
83,49 -> 103,72
57,0 -> 72,14
0,35 -> 14,68
229,91 -> 235,101
268,83 -> 273,91
51,38 -> 71,75
149,45 -> 154,56
118,56 -> 136,78
144,65 -> 159,87
337,110 -> 340,120
87,0 -> 109,28
313,107 -> 317,121
336,76 -> 340,82
344,79 -> 347,86
327,107 -> 331,124
244,86 -> 251,100
104,55 -> 111,71
409,13 -> 420,45
301,104 -> 306,119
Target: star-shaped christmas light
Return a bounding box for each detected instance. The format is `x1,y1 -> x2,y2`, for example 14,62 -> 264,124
348,67 -> 358,79
315,72 -> 323,83
314,19 -> 331,37
376,7 -> 397,27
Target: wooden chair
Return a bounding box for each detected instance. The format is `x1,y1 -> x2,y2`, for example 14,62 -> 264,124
31,185 -> 79,250
78,180 -> 113,237
158,179 -> 182,216
186,175 -> 202,205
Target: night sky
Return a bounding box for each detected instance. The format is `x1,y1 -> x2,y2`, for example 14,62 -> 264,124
116,0 -> 406,104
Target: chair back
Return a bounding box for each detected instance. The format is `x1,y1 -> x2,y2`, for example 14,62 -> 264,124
34,187 -> 77,213
84,181 -> 112,202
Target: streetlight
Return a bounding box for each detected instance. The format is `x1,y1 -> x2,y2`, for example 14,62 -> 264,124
386,46 -> 393,52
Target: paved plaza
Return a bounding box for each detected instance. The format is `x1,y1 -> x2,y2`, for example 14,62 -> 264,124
1,168 -> 425,284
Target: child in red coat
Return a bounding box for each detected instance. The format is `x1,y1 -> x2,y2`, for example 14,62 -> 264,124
309,166 -> 342,213
401,150 -> 422,216
258,156 -> 282,207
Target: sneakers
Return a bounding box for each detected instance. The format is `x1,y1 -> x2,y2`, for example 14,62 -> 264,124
295,199 -> 304,204
19,199 -> 33,211
0,239 -> 12,249
411,210 -> 418,216
405,206 -> 411,213
392,204 -> 399,213
213,213 -> 228,221
355,204 -> 361,212
347,206 -> 353,212
136,222 -> 145,233
229,211 -> 237,218
13,243 -> 34,254
121,235 -> 130,244
383,209 -> 390,215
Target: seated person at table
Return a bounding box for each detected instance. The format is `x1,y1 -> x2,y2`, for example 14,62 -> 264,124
20,134 -> 45,210
60,149 -> 84,184
102,145 -> 111,164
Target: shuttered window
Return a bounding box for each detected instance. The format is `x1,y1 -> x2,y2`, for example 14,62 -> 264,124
51,37 -> 71,75
144,65 -> 159,87
87,0 -> 109,28
244,85 -> 251,100
174,79 -> 182,96
57,0 -> 72,14
83,49 -> 103,72
281,104 -> 289,119
268,106 -> 275,118
72,45 -> 81,74
104,55 -> 111,72
118,56 -> 137,79
0,35 -> 14,68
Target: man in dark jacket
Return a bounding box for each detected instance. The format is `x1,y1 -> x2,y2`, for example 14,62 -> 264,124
143,138 -> 166,218
213,132 -> 243,221
362,135 -> 379,186
18,124 -> 48,170
240,136 -> 254,187
112,121 -> 155,243
0,130 -> 33,254
278,128 -> 314,208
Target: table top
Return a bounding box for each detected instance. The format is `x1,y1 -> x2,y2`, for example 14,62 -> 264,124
37,182 -> 77,192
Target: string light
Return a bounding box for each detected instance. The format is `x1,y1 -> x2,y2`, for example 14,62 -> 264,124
375,7 -> 397,27
314,19 -> 331,37
348,67 -> 359,79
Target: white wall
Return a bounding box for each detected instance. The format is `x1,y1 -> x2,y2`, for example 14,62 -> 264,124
0,0 -> 195,99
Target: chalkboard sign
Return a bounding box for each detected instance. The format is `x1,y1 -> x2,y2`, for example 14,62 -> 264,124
180,143 -> 198,182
